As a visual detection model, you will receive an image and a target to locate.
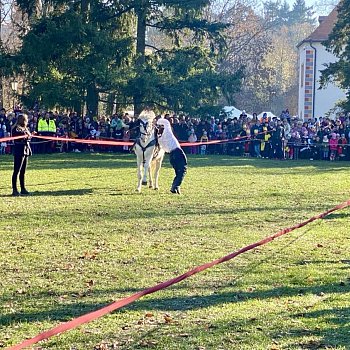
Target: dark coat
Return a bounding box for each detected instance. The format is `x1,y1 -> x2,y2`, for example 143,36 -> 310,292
12,126 -> 32,157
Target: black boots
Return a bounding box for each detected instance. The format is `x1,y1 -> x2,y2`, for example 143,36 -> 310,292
20,188 -> 30,195
170,186 -> 181,194
12,189 -> 20,196
11,187 -> 30,196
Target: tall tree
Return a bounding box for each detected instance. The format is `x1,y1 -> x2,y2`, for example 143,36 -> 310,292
289,0 -> 315,25
263,0 -> 282,26
278,0 -> 290,25
9,0 -> 135,115
125,0 -> 235,114
6,0 -> 242,115
320,1 -> 350,111
216,1 -> 272,110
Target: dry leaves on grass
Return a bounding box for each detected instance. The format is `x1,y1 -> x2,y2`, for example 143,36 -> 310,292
164,314 -> 173,323
139,340 -> 158,347
16,289 -> 26,295
86,279 -> 95,287
94,342 -> 109,350
79,251 -> 98,260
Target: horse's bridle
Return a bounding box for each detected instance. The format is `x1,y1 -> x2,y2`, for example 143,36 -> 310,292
139,119 -> 153,140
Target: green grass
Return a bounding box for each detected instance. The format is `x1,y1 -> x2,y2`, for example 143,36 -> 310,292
0,153 -> 349,350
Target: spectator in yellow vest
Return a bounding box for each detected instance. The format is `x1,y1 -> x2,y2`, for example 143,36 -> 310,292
37,112 -> 57,153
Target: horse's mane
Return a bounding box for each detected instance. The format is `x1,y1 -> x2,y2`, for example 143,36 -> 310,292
139,109 -> 156,122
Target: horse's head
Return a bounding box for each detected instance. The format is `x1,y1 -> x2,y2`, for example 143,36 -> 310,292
138,118 -> 154,142
138,109 -> 156,143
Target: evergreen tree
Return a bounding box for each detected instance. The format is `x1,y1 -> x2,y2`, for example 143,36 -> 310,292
11,0 -> 134,116
123,0 -> 237,114
4,0 -> 242,116
278,1 -> 291,25
289,0 -> 315,25
263,0 -> 282,27
320,1 -> 350,110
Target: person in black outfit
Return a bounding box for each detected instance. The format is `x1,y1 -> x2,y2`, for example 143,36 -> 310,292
11,114 -> 32,196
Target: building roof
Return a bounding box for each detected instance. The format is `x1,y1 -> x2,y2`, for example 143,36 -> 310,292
297,7 -> 338,47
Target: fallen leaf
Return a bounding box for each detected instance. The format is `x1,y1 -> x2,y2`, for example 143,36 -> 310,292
94,342 -> 108,350
64,263 -> 75,270
79,251 -> 98,260
86,279 -> 95,287
164,315 -> 172,323
139,340 -> 158,347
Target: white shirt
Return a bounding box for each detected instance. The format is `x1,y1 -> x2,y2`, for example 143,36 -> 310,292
156,118 -> 180,153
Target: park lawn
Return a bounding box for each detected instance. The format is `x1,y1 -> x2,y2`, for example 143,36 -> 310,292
0,153 -> 349,350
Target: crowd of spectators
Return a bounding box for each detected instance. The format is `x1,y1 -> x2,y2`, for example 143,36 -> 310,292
1,106 -> 350,161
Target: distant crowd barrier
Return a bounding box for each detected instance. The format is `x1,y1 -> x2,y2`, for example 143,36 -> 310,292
0,134 -> 229,147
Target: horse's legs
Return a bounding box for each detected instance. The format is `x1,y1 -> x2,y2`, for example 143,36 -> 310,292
153,156 -> 164,190
142,159 -> 152,186
136,159 -> 143,192
148,162 -> 154,189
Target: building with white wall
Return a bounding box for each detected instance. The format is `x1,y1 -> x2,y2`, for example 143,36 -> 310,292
297,7 -> 346,120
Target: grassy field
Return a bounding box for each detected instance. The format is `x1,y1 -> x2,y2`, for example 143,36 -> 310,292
0,153 -> 350,350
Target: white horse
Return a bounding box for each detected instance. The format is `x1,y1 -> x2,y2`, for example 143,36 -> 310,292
133,111 -> 165,193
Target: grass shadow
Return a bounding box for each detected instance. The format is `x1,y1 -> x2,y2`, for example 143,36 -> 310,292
30,188 -> 94,196
1,282 -> 348,327
323,212 -> 350,220
2,154 -> 350,174
275,306 -> 350,349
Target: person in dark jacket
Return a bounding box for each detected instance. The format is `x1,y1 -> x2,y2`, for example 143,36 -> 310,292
11,114 -> 32,196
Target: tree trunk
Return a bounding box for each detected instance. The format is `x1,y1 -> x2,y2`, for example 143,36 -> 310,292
106,92 -> 115,116
86,83 -> 98,117
81,0 -> 90,19
133,0 -> 147,116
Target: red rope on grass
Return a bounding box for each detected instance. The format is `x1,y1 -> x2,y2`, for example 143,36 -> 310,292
7,199 -> 350,350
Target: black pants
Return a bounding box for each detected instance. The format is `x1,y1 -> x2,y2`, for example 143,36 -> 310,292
12,155 -> 28,191
169,148 -> 187,189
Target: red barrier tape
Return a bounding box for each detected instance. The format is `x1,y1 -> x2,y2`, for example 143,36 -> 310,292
33,135 -> 134,146
33,135 -> 228,147
7,198 -> 350,350
0,135 -> 26,142
0,130 -> 261,147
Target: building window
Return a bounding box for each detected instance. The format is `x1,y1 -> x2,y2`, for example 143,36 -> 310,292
301,63 -> 304,88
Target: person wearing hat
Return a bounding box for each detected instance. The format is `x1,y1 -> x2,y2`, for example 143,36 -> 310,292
11,114 -> 32,196
156,117 -> 187,194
